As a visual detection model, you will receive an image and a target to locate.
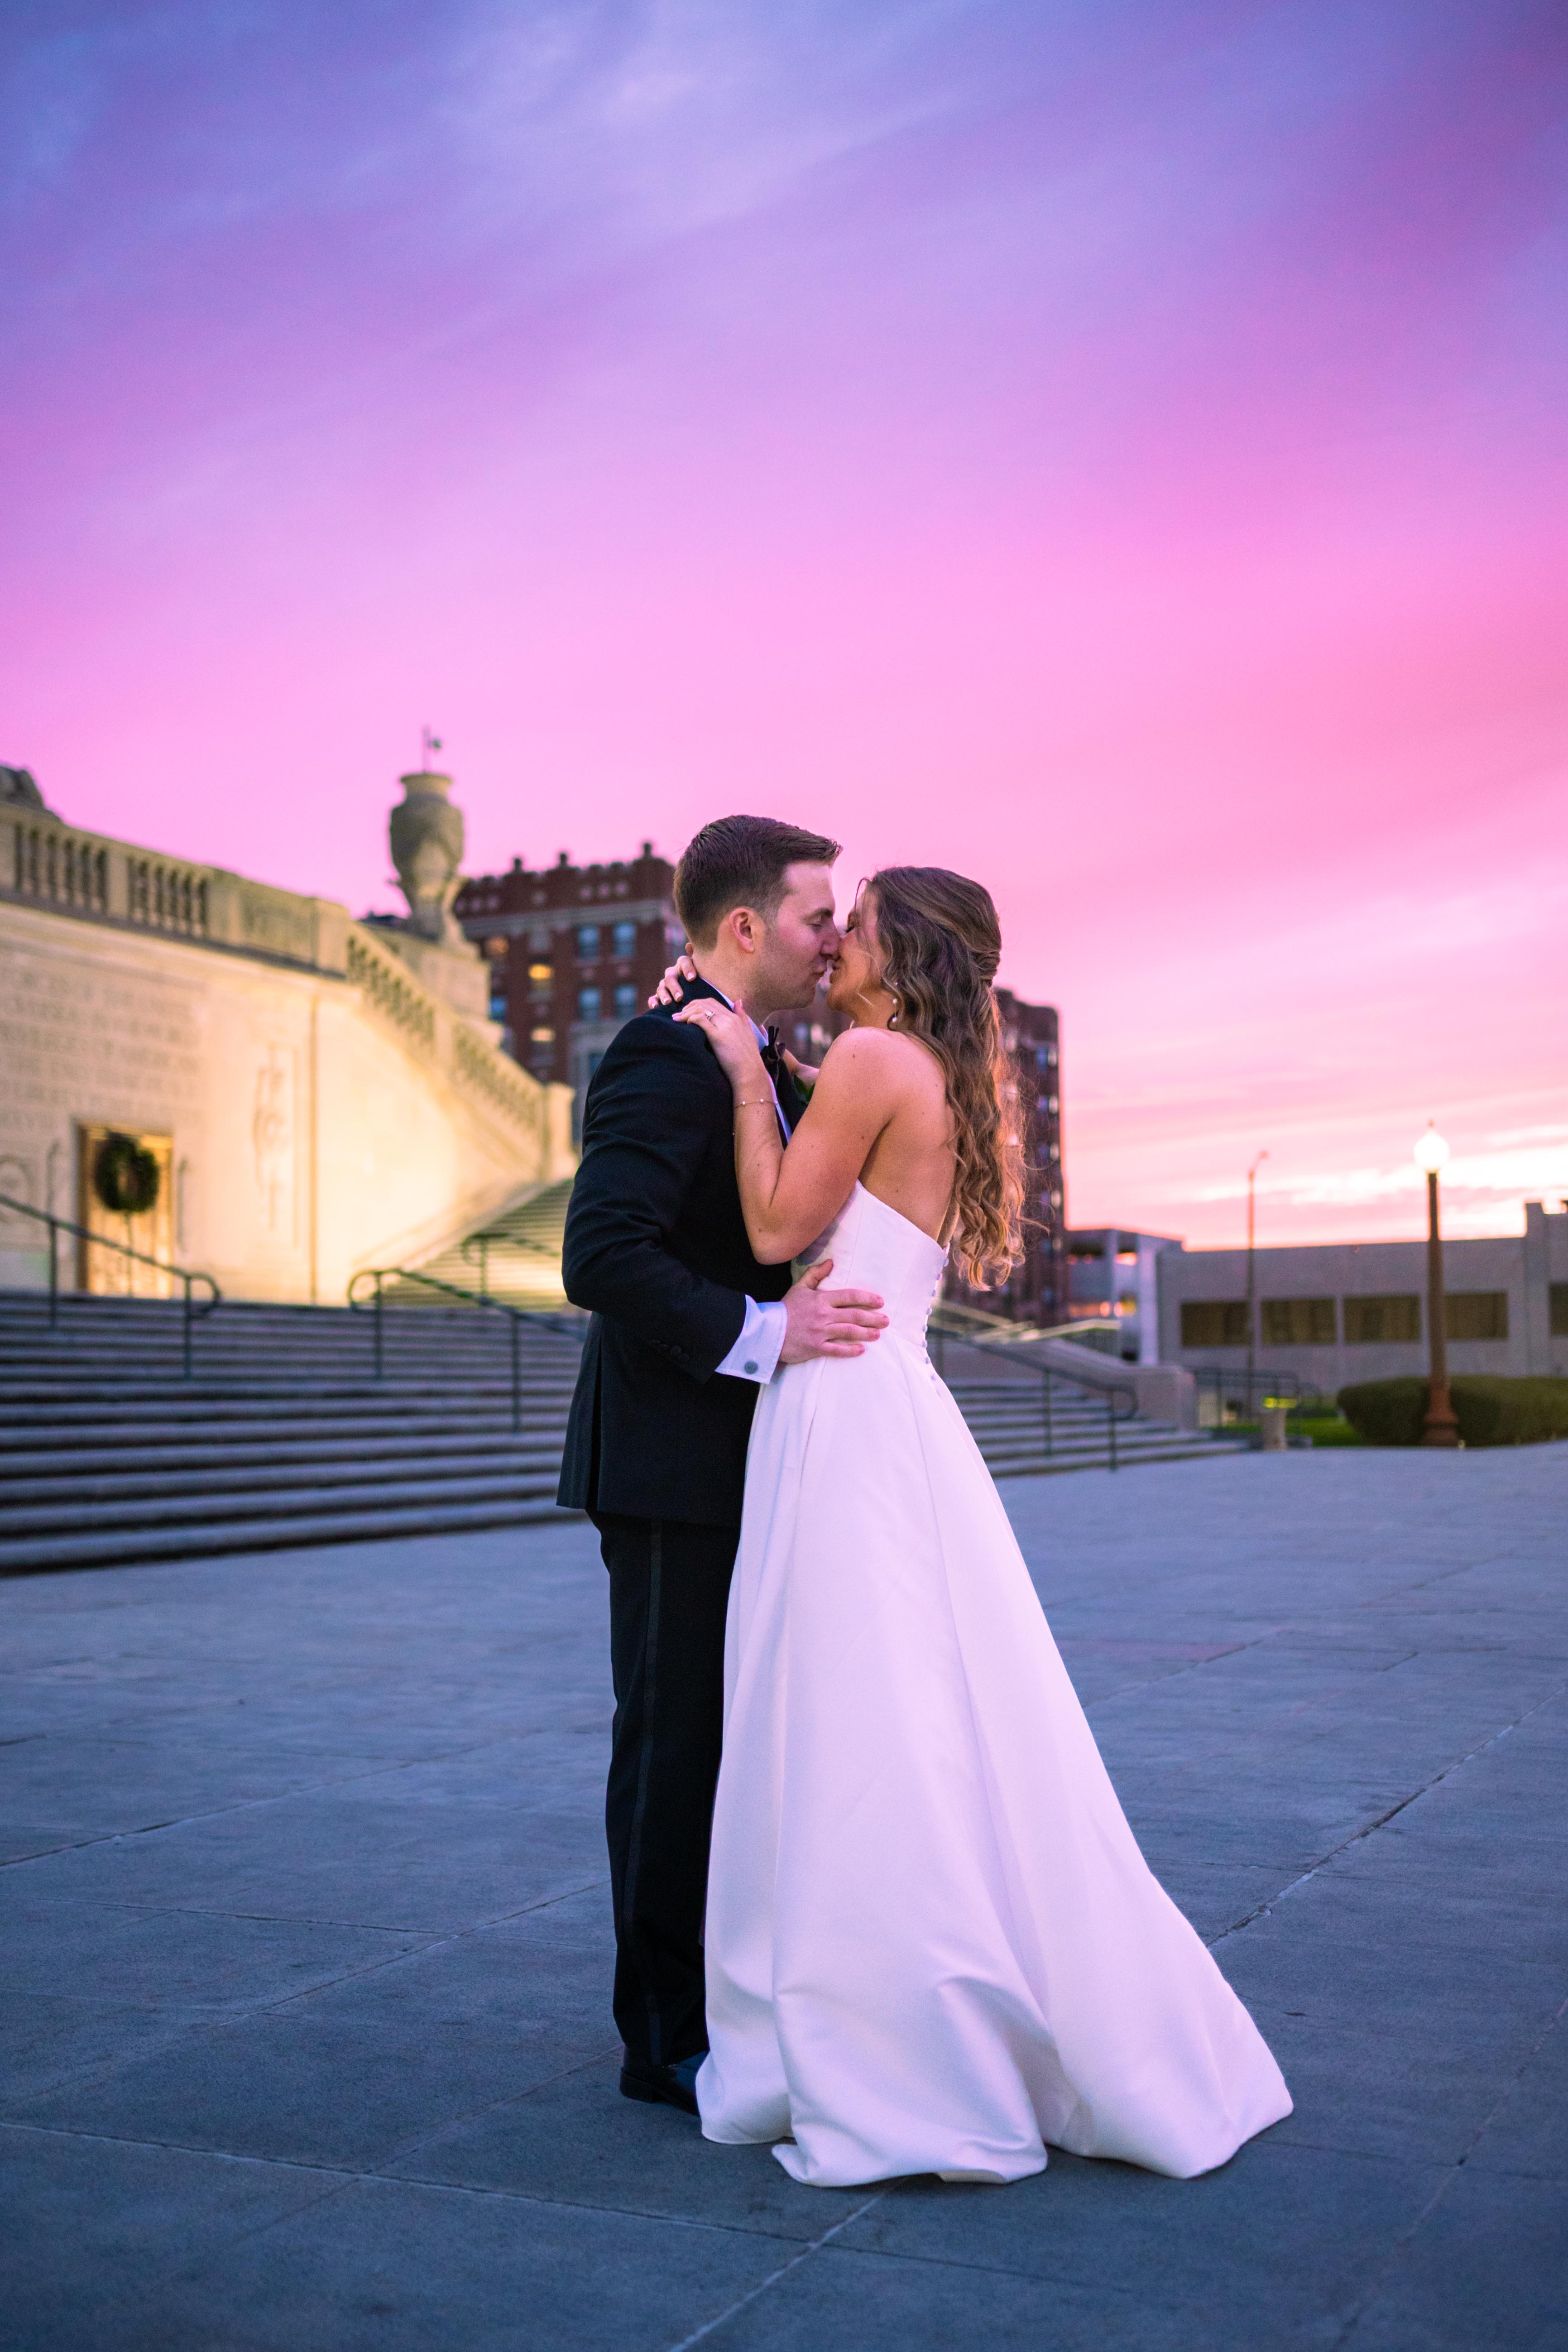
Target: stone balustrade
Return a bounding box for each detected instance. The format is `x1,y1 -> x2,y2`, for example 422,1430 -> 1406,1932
1,803 -> 561,1155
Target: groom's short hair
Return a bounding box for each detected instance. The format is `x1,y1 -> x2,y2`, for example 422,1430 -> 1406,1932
675,816 -> 841,947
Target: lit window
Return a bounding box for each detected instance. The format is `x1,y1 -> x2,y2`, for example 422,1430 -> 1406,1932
576,925 -> 599,960
613,982 -> 638,1017
578,986 -> 601,1020
612,921 -> 637,958
528,962 -> 552,983
530,1025 -> 555,1046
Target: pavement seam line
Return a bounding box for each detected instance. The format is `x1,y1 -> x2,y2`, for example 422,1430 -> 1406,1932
0,2115 -> 845,2249
660,2191 -> 887,2351
1206,1673 -> 1568,1946
0,1880 -> 611,2109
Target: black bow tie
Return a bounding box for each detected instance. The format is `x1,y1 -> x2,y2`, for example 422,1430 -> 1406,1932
759,1034 -> 787,1086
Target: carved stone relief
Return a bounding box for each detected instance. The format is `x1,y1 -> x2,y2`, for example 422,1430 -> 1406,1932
252,1045 -> 296,1240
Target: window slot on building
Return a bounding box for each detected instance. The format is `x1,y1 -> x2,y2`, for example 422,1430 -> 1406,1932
1444,1291 -> 1509,1342
576,924 -> 599,960
1181,1301 -> 1249,1348
577,986 -> 601,1020
528,962 -> 552,986
1343,1295 -> 1421,1344
1261,1297 -> 1336,1347
1552,1283 -> 1568,1338
611,920 -> 637,958
613,982 -> 638,1017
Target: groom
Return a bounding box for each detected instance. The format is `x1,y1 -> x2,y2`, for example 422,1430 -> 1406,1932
559,816 -> 887,2115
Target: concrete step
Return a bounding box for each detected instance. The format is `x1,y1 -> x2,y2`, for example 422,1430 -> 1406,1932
0,1430 -> 572,1480
0,1447 -> 566,1514
0,1492 -> 575,1576
0,1462 -> 565,1546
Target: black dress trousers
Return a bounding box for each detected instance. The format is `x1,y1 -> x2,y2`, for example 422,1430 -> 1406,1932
594,1511 -> 740,2067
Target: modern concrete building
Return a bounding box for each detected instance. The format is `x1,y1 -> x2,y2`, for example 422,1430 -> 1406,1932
0,766 -> 572,1304
1066,1227 -> 1180,1363
1156,1208 -> 1568,1394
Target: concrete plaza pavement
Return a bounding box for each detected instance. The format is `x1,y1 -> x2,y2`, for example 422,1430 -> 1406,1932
1,1446 -> 1565,2352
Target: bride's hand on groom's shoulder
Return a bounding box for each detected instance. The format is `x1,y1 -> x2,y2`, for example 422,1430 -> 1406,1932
673,994 -> 764,1086
648,951 -> 697,1007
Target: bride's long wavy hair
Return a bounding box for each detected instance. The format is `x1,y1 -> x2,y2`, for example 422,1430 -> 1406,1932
866,866 -> 1023,1289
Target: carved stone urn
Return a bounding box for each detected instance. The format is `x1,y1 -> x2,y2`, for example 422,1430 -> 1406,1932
389,770 -> 465,944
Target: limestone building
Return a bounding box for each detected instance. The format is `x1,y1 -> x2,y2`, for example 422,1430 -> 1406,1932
0,766 -> 572,1305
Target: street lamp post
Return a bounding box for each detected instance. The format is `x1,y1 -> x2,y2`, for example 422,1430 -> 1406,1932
1414,1123 -> 1458,1448
1245,1151 -> 1269,1394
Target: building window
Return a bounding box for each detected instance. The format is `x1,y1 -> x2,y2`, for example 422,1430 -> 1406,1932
578,986 -> 601,1020
530,1026 -> 555,1046
611,920 -> 637,958
576,924 -> 599,960
1181,1301 -> 1249,1348
1552,1283 -> 1568,1338
613,982 -> 638,1017
489,988 -> 508,1022
1445,1291 -> 1509,1342
528,961 -> 552,987
1261,1298 -> 1337,1347
1344,1295 -> 1421,1345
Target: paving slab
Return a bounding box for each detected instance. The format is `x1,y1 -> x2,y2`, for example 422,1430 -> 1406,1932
1,1445 -> 1565,2348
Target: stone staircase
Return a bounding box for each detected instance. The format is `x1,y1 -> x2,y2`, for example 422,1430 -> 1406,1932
380,1180 -> 575,1313
0,1290 -> 1242,1577
949,1378 -> 1245,1477
0,1291 -> 586,1576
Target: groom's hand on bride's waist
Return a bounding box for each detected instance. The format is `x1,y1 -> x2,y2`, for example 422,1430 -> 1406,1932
779,1258 -> 887,1364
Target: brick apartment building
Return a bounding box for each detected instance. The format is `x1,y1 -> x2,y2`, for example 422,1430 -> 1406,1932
454,846 -> 685,1133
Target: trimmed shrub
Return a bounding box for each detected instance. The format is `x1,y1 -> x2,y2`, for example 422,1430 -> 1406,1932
1338,1376 -> 1568,1449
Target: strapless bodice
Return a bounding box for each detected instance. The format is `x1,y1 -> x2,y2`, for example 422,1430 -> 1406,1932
798,1184 -> 948,1347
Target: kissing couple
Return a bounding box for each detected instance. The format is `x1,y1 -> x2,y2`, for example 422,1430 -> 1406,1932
558,815 -> 1290,2187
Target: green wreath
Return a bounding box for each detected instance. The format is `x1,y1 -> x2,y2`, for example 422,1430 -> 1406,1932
93,1133 -> 161,1217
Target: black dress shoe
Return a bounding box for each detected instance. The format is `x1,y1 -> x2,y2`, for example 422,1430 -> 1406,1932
620,2054 -> 703,2115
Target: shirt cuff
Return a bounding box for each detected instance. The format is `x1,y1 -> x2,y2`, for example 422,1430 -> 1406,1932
715,1296 -> 787,1383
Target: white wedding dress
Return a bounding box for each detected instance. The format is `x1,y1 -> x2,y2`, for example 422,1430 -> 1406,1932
696,1182 -> 1292,2188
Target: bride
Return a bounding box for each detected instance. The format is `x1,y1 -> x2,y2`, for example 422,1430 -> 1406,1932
670,865 -> 1292,2189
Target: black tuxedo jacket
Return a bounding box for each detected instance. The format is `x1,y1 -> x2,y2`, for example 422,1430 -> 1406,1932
557,978 -> 806,1528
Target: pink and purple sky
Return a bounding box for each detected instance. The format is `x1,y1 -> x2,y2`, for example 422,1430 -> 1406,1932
4,1 -> 1565,1248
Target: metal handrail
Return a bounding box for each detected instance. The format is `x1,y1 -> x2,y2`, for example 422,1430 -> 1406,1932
931,1322 -> 1139,1472
0,1191 -> 221,1376
459,1226 -> 561,1299
346,1265 -> 582,1435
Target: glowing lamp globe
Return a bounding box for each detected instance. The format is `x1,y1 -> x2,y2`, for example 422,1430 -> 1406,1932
1413,1124 -> 1450,1176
